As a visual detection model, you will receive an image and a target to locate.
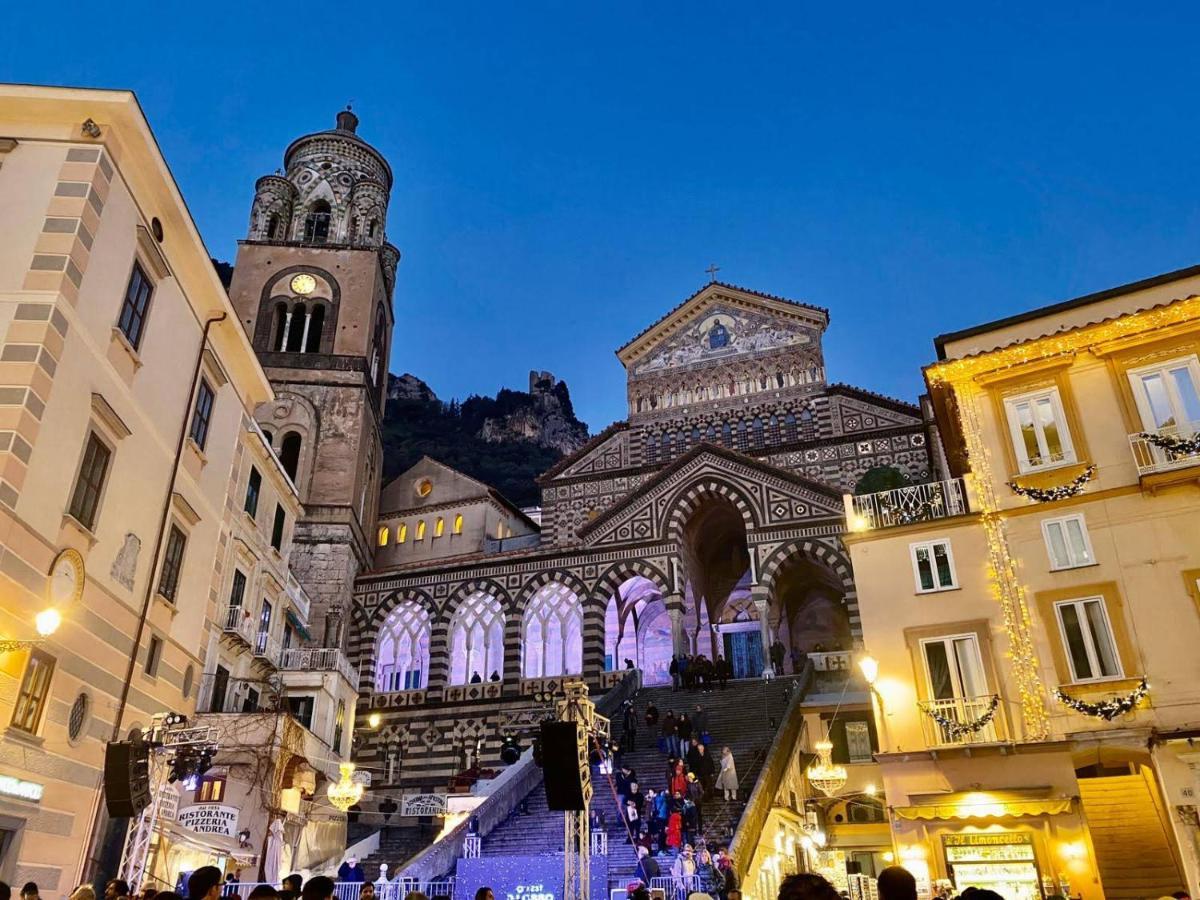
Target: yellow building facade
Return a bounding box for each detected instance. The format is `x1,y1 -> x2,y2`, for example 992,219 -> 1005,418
845,265 -> 1200,899
0,85 -> 287,892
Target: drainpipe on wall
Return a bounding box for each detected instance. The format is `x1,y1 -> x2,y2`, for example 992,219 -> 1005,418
83,311 -> 228,885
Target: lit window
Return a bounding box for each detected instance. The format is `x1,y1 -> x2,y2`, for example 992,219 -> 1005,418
196,775 -> 226,803
434,517 -> 445,538
1042,514 -> 1094,570
1003,388 -> 1075,473
397,524 -> 407,544
448,591 -> 505,685
496,521 -> 504,540
844,721 -> 873,763
910,539 -> 956,593
11,650 -> 55,734
375,601 -> 430,692
453,514 -> 463,535
378,526 -> 390,547
416,520 -> 426,540
1054,597 -> 1122,683
522,583 -> 583,678
1127,355 -> 1200,432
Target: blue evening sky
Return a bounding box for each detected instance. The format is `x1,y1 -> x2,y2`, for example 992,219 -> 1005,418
6,3 -> 1200,432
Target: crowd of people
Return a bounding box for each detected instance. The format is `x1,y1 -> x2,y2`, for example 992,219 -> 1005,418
606,689 -> 742,900
666,654 -> 732,692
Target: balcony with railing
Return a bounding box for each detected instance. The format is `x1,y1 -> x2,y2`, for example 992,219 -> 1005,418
917,694 -> 1002,747
845,477 -> 970,532
1129,421 -> 1200,477
221,605 -> 256,645
279,646 -> 358,685
253,632 -> 281,668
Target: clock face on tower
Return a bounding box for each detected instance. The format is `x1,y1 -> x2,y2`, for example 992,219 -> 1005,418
290,274 -> 317,295
47,548 -> 85,607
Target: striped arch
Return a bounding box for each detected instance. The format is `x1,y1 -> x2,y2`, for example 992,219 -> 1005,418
592,559 -> 672,603
513,568 -> 590,616
757,537 -> 861,637
360,588 -> 436,694
662,476 -> 759,544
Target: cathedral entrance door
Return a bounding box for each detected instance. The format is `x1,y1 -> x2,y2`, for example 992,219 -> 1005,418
722,626 -> 763,680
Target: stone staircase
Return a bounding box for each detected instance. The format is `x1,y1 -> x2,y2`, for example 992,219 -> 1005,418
360,823 -> 442,881
482,677 -> 802,887
1078,772 -> 1184,899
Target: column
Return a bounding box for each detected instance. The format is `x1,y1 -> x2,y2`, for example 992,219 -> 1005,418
752,586 -> 774,677
666,595 -> 686,658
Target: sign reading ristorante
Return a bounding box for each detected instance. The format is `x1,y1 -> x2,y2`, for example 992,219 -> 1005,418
177,804 -> 240,837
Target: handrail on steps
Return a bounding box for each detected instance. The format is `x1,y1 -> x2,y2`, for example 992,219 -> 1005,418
398,670 -> 642,880
728,662 -> 814,885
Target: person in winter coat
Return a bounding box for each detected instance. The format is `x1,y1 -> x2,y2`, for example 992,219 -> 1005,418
676,713 -> 693,747
716,747 -> 738,800
661,711 -> 677,755
692,705 -> 709,741
670,845 -> 696,889
692,742 -> 716,792
669,656 -> 680,691
695,849 -> 719,896
628,781 -> 645,816
645,703 -> 660,728
665,811 -> 684,850
686,772 -> 705,831
670,759 -> 688,797
623,704 -> 639,752
636,846 -> 660,884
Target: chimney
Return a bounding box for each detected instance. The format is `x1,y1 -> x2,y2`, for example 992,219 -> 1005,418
336,107 -> 359,134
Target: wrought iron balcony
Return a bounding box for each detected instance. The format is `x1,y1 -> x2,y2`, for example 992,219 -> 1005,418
1129,421 -> 1200,477
845,477 -> 970,531
253,632 -> 281,667
279,646 -> 358,684
918,694 -> 1002,747
221,605 -> 256,644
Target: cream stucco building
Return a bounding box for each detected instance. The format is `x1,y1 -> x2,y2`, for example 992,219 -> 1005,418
845,264 -> 1200,899
0,85 -> 359,896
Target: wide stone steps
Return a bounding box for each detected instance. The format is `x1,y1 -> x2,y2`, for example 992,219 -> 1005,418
1077,774 -> 1183,899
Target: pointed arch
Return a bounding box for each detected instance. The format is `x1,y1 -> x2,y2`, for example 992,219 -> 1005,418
662,476 -> 759,544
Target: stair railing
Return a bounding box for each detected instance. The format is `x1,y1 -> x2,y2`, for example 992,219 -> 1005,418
727,662 -> 814,885
398,670 -> 642,880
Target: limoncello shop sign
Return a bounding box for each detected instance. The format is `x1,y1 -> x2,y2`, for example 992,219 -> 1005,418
177,804 -> 240,837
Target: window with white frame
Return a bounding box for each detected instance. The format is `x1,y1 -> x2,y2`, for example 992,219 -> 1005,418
1054,597 -> 1122,683
1127,356 -> 1200,433
1003,388 -> 1075,472
921,634 -> 988,701
1042,513 -> 1095,570
910,539 -> 956,593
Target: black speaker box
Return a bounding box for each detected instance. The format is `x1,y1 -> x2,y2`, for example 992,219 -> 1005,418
541,721 -> 585,811
104,740 -> 151,817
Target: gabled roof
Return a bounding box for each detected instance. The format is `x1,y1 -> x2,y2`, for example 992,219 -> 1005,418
537,421 -> 629,483
616,281 -> 829,364
380,456 -> 539,530
825,383 -> 921,416
576,441 -> 843,540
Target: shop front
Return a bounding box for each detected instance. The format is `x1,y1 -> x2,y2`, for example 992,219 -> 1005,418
889,791 -> 1096,900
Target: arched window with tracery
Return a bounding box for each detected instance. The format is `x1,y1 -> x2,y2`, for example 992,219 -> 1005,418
303,201 -> 332,243
783,413 -> 798,443
522,583 -> 583,678
449,591 -> 505,684
375,601 -> 430,692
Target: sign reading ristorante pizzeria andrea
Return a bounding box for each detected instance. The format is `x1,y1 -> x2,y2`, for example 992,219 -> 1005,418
177,805 -> 240,837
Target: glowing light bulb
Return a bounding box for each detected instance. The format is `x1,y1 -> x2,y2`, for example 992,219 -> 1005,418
367,711 -> 382,729
858,654 -> 879,686
35,608 -> 61,637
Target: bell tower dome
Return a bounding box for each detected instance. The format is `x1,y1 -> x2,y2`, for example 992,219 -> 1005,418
228,109 -> 399,649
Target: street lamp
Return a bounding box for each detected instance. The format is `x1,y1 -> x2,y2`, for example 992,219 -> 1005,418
367,711 -> 382,729
858,653 -> 878,686
0,608 -> 61,653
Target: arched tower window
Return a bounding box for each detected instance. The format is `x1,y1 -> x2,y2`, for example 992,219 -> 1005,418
453,514 -> 464,535
435,517 -> 445,538
377,526 -> 390,547
267,213 -> 281,240
416,520 -> 426,540
285,303 -> 306,352
303,201 -> 332,243
522,583 -> 583,678
368,218 -> 379,239
376,602 -> 430,692
272,302 -> 288,351
449,591 -> 505,685
279,432 -> 302,482
397,523 -> 407,543
305,305 -> 325,353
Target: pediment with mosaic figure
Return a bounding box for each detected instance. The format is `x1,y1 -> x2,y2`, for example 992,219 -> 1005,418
619,285 -> 828,379
578,446 -> 844,548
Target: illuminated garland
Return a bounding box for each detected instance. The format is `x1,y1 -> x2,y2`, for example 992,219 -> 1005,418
958,385 -> 1051,740
925,695 -> 999,737
1054,679 -> 1148,721
1137,431 -> 1200,455
1007,465 -> 1096,503
878,497 -> 935,526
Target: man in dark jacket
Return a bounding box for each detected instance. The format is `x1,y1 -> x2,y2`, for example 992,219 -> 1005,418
623,703 -> 638,752
669,656 -> 680,690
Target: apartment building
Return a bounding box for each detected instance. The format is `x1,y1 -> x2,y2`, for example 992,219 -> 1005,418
845,264 -> 1200,899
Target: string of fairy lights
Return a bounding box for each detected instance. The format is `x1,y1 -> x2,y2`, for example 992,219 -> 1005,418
1007,465 -> 1096,503
953,383 -> 1052,740
924,695 -> 1000,738
1053,679 -> 1149,721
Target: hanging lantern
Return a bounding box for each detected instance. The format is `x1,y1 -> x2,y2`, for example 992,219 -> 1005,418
327,762 -> 365,811
805,740 -> 847,797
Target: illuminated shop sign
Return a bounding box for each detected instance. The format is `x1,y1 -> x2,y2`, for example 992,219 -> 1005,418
0,775 -> 43,802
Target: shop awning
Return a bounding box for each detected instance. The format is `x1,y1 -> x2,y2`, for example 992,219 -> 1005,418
893,791 -> 1074,821
286,609 -> 312,641
159,821 -> 258,864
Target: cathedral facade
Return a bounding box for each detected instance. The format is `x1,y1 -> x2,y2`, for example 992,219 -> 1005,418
351,282 -> 938,790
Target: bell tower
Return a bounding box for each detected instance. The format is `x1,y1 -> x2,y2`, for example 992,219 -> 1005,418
228,108 -> 399,649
